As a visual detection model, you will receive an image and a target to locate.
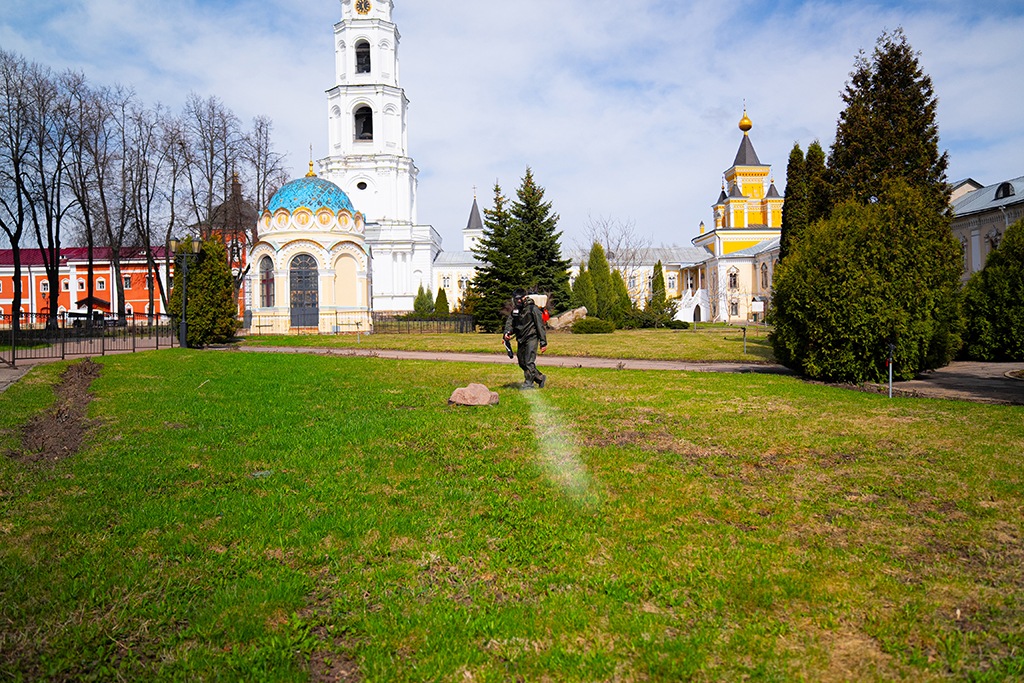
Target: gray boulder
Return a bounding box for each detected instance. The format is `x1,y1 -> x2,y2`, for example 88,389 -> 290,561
448,383 -> 499,406
548,306 -> 588,330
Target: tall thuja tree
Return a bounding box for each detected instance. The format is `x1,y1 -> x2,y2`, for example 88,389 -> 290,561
571,263 -> 596,315
434,287 -> 449,316
644,260 -> 678,327
611,270 -> 632,320
471,183 -> 525,331
587,241 -> 615,320
510,167 -> 571,313
828,28 -> 949,209
778,143 -> 805,261
962,217 -> 1024,361
169,238 -> 236,346
770,29 -> 961,381
804,141 -> 829,225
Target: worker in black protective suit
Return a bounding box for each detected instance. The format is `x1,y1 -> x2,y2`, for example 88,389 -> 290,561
503,289 -> 547,389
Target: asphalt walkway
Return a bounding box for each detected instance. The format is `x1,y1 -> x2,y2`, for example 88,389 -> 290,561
1,345 -> 1021,406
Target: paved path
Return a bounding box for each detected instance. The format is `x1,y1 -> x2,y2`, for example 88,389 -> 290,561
2,345 -> 1021,407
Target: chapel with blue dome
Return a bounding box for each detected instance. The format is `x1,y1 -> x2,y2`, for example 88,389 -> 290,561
245,164 -> 371,334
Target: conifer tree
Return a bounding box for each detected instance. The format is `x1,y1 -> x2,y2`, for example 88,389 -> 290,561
611,270 -> 633,320
413,285 -> 434,315
779,143 -> 805,261
962,217 -> 1024,361
434,287 -> 450,316
470,183 -> 524,331
828,29 -> 949,210
510,167 -> 572,313
571,264 -> 597,316
643,260 -> 678,327
169,238 -> 237,347
805,141 -> 829,225
587,242 -> 615,320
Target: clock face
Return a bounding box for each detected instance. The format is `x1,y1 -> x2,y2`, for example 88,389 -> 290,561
356,0 -> 371,14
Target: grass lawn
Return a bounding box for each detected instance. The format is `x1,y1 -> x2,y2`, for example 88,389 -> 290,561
1,350 -> 1022,681
240,326 -> 776,363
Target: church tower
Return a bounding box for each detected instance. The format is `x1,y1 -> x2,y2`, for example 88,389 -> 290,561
320,0 -> 440,311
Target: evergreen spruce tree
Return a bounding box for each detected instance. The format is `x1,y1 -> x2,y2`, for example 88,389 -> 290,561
470,183 -> 525,331
779,143 -> 806,261
962,217 -> 1024,361
434,287 -> 450,316
828,29 -> 949,209
413,285 -> 434,315
510,167 -> 572,313
643,261 -> 678,327
169,238 -> 237,347
587,242 -> 615,320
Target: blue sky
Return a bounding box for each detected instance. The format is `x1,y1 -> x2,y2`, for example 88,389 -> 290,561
2,0 -> 1022,251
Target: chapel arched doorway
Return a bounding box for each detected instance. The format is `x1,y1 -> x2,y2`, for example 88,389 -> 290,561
290,254 -> 319,327
693,305 -> 701,323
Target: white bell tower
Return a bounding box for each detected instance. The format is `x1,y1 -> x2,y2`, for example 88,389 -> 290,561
321,0 -> 417,226
319,0 -> 441,312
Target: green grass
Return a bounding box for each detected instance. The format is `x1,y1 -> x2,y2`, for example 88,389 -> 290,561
1,350 -> 1022,681
241,325 -> 775,362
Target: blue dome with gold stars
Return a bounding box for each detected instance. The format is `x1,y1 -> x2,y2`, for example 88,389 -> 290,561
267,174 -> 355,215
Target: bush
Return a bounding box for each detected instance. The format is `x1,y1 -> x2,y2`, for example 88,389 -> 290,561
768,180 -> 962,382
962,217 -> 1024,361
666,320 -> 690,330
571,317 -> 615,334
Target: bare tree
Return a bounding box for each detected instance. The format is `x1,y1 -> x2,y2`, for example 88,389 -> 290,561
158,114 -> 189,297
0,50 -> 32,331
23,62 -> 76,329
243,114 -> 288,239
578,214 -> 651,289
181,92 -> 241,238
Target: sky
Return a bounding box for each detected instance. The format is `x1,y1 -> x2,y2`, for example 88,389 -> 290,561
2,0 -> 1022,252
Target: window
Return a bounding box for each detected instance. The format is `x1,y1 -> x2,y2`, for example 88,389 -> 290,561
125,304 -> 133,316
628,275 -> 636,289
442,275 -> 451,288
123,275 -> 132,290
62,279 -> 69,291
728,270 -> 738,290
40,280 -> 49,293
354,106 -> 373,141
995,182 -> 1016,200
730,301 -> 739,317
78,279 -> 86,291
260,257 -> 275,308
760,263 -> 769,290
355,41 -> 371,74
96,278 -> 106,291
0,281 -> 3,293
667,274 -> 677,290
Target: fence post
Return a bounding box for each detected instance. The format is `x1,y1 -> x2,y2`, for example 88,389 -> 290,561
11,315 -> 16,369
61,316 -> 65,360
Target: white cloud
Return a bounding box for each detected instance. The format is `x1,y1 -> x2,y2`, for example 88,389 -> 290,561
1,0 -> 1021,250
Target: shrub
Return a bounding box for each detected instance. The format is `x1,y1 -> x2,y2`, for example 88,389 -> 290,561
768,180 -> 962,382
962,217 -> 1024,361
572,317 -> 615,334
666,320 -> 690,330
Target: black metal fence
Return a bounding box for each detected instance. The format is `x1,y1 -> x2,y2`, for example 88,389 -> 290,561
371,312 -> 475,334
0,312 -> 178,367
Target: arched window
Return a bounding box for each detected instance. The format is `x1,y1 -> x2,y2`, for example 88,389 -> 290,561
355,40 -> 371,74
728,268 -> 739,290
760,263 -> 769,289
995,182 -> 1016,200
354,106 -> 373,140
260,257 -> 275,308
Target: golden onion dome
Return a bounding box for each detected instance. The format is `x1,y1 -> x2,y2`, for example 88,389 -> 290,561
739,109 -> 752,134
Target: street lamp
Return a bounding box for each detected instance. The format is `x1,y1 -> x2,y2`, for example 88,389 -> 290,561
169,237 -> 202,348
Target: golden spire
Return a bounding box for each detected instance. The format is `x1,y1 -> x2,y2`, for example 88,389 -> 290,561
306,145 -> 317,177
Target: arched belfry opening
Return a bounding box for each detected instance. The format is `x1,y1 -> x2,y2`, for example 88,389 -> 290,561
355,40 -> 371,74
354,106 -> 373,141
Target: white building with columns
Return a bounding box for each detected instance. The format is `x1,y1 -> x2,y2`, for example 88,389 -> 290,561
318,0 -> 441,312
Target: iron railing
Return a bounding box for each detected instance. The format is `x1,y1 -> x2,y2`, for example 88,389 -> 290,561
0,312 -> 178,367
371,312 -> 475,335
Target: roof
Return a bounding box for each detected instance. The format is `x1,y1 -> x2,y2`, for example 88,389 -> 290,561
465,198 -> 484,232
567,246 -> 713,268
732,135 -> 764,167
766,183 -> 781,198
205,178 -> 259,229
719,236 -> 780,258
728,184 -> 745,198
267,176 -> 355,215
0,247 -> 170,267
434,251 -> 482,266
952,175 -> 1024,218
716,189 -> 728,204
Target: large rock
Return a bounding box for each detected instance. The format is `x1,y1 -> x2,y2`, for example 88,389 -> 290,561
448,383 -> 499,406
548,306 -> 588,330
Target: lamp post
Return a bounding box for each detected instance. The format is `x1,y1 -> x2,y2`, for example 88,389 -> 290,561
169,237 -> 202,348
